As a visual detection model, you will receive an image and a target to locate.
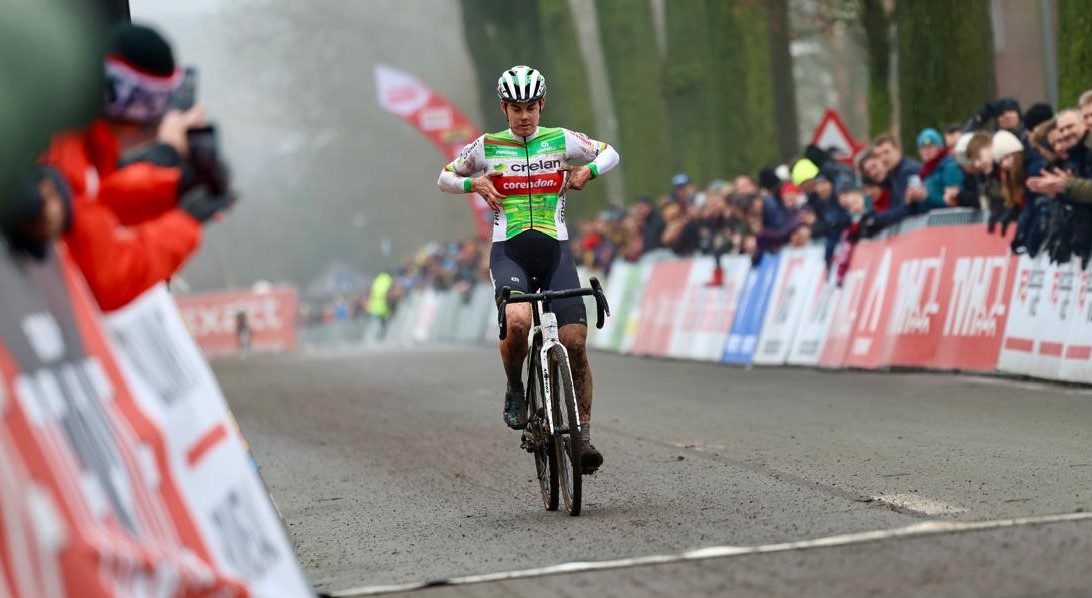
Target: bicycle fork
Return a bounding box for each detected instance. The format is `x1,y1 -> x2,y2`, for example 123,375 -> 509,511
535,311 -> 580,437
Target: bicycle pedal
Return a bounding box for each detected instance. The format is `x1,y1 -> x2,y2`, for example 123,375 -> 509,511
520,436 -> 535,453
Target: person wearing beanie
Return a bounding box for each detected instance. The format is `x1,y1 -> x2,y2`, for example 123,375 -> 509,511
1024,103 -> 1055,133
908,127 -> 963,213
791,158 -> 819,188
989,129 -> 1027,235
39,23 -> 233,311
967,96 -> 1023,134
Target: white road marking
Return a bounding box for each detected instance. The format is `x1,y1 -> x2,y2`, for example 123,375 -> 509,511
328,510 -> 1092,597
870,494 -> 968,516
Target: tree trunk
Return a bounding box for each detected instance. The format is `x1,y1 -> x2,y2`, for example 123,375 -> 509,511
663,0 -> 715,185
766,0 -> 800,162
897,0 -> 995,150
861,0 -> 892,137
597,0 -> 672,199
705,0 -> 780,178
1058,0 -> 1092,107
538,0 -> 608,218
458,0 -> 543,132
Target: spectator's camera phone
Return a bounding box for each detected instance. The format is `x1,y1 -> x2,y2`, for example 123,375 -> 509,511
170,66 -> 198,111
186,125 -> 227,194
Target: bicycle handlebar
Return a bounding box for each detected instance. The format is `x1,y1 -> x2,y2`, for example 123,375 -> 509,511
497,277 -> 611,340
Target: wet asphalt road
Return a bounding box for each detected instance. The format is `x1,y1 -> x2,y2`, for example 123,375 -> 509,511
213,345 -> 1092,597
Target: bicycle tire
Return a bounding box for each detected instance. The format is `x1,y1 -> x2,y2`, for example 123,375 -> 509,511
548,345 -> 582,516
526,345 -> 558,511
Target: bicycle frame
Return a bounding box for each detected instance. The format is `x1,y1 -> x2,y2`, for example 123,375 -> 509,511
531,308 -> 572,437
498,277 -> 610,437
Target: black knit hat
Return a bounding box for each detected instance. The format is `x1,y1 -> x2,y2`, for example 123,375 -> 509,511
103,23 -> 181,123
996,97 -> 1022,118
109,23 -> 175,75
1023,103 -> 1054,131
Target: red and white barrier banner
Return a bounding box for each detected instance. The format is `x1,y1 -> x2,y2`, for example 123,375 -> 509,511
753,246 -> 825,365
375,64 -> 492,240
0,247 -> 310,597
926,236 -> 1014,371
1059,266 -> 1092,383
176,288 -> 298,358
106,285 -> 313,597
854,228 -> 1014,371
667,256 -> 751,361
787,277 -> 839,366
818,226 -> 1015,371
998,256 -> 1078,379
820,238 -> 884,368
631,259 -> 693,357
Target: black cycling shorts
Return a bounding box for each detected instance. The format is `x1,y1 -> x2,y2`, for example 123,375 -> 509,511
490,230 -> 588,327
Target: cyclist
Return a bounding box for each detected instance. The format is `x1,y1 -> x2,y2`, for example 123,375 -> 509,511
438,65 -> 619,473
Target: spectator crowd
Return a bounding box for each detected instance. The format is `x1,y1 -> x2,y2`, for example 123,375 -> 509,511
569,94 -> 1092,282
362,90 -> 1092,324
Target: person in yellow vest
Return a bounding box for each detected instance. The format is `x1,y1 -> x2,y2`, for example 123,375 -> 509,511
367,272 -> 393,339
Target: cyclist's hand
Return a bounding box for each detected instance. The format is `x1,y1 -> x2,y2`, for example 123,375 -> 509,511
562,165 -> 593,191
471,171 -> 505,212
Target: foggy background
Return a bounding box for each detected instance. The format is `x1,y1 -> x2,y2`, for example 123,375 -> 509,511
132,0 -> 483,293
131,0 -> 1055,294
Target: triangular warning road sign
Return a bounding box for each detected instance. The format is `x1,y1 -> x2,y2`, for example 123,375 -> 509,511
810,109 -> 862,163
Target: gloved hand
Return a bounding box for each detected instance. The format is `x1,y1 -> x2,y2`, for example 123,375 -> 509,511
179,188 -> 236,223
1010,232 -> 1026,255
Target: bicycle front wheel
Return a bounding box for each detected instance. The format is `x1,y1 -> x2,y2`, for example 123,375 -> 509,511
548,345 -> 582,516
527,347 -> 558,511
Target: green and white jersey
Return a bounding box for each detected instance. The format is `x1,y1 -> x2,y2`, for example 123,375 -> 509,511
439,126 -> 619,242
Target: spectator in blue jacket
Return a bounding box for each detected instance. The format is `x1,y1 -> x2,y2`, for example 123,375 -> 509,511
906,128 -> 963,213
873,133 -> 923,211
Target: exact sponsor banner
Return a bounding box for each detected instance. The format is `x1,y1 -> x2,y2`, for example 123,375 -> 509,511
667,256 -> 751,362
631,259 -> 694,357
787,278 -> 840,366
1059,265 -> 1092,383
998,255 -> 1077,379
753,246 -> 825,365
106,286 -> 313,597
0,247 -> 268,597
723,253 -> 780,365
176,288 -> 298,358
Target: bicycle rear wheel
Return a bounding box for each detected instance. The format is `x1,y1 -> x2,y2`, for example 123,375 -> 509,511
526,343 -> 557,511
548,345 -> 582,516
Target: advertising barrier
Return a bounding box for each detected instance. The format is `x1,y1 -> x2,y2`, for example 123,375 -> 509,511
631,259 -> 693,357
0,248 -> 310,598
723,253 -> 780,365
667,256 -> 751,362
312,213 -> 1092,389
753,246 -> 825,365
1059,265 -> 1092,384
998,256 -> 1077,379
787,279 -> 840,366
176,288 -> 299,358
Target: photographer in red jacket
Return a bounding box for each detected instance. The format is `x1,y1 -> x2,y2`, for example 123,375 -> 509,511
41,23 -> 233,311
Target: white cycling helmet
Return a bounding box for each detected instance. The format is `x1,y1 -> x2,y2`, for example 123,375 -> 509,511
497,65 -> 546,103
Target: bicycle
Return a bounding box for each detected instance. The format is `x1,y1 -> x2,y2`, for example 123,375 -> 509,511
498,277 -> 610,516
